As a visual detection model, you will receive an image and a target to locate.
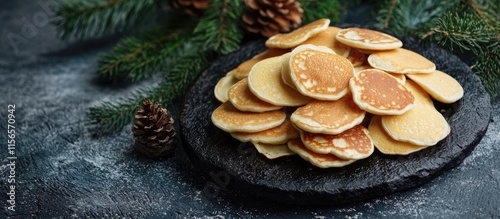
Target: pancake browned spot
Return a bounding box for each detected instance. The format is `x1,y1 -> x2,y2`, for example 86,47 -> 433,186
289,44 -> 354,100
336,27 -> 402,50
290,95 -> 365,135
287,139 -> 356,168
350,69 -> 415,115
211,102 -> 286,133
299,125 -> 374,160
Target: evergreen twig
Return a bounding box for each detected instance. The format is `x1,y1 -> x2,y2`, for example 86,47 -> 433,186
89,49 -> 212,133
53,0 -> 164,39
193,0 -> 244,54
98,29 -> 191,82
473,43 -> 500,101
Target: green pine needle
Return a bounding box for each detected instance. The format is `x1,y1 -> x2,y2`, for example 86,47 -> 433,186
300,0 -> 342,24
98,29 -> 191,82
192,0 -> 244,54
53,0 -> 164,39
89,49 -> 211,133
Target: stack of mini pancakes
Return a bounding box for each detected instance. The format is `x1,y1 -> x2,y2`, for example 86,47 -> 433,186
211,18 -> 464,168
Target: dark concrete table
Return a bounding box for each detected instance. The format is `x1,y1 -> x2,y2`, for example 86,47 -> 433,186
1,1 -> 499,218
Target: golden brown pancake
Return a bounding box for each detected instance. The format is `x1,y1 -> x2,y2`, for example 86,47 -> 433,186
406,70 -> 464,103
234,48 -> 289,80
287,139 -> 356,168
253,142 -> 296,159
299,125 -> 374,160
211,102 -> 286,133
368,116 -> 428,155
298,26 -> 351,57
381,80 -> 450,146
350,69 -> 415,115
248,56 -> 312,106
214,71 -> 239,102
265,18 -> 330,49
336,27 -> 403,50
231,119 -> 299,144
228,78 -> 282,112
289,44 -> 354,100
290,95 -> 366,135
368,48 -> 436,74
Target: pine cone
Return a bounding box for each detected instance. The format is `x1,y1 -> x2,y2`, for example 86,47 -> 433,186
171,0 -> 209,16
132,99 -> 177,157
242,0 -> 304,37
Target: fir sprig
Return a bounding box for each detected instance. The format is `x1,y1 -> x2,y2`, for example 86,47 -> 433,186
474,43 -> 500,101
429,10 -> 497,54
89,49 -> 211,132
98,29 -> 191,82
193,0 -> 244,54
53,0 -> 164,39
299,0 -> 342,24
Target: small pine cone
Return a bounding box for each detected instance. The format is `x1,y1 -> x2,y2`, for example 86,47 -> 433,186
171,0 -> 209,16
242,0 -> 304,37
132,99 -> 177,158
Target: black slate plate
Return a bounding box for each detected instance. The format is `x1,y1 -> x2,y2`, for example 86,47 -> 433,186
180,36 -> 491,205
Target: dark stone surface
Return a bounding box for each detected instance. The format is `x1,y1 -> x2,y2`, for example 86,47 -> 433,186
180,37 -> 491,205
1,1 -> 499,218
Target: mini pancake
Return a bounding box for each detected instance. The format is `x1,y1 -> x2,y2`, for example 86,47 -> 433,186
265,18 -> 330,49
253,142 -> 296,159
248,56 -> 312,106
214,71 -> 239,102
368,48 -> 436,74
290,96 -> 366,135
406,70 -> 464,103
299,125 -> 374,160
289,44 -> 354,100
234,48 -> 289,80
298,26 -> 351,57
381,80 -> 451,146
368,116 -> 428,155
287,139 -> 356,168
231,119 -> 299,144
228,78 -> 282,112
211,102 -> 286,133
336,27 -> 403,50
346,49 -> 366,67
349,69 -> 415,115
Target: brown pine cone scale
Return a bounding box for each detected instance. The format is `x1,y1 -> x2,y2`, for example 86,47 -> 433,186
242,0 -> 304,37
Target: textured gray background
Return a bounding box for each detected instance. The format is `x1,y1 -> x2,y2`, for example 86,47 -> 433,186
1,1 -> 499,218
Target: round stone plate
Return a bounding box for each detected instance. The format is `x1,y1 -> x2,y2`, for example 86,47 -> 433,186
180,35 -> 491,205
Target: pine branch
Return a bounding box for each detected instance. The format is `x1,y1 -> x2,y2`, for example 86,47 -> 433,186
192,0 -> 244,55
98,29 -> 191,82
473,42 -> 500,101
428,10 -> 497,54
299,0 -> 342,24
53,0 -> 165,39
89,49 -> 212,133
